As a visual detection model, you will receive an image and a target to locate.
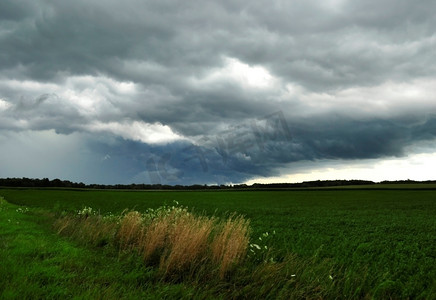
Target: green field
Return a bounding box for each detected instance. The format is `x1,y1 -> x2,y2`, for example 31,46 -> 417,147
1,187 -> 435,299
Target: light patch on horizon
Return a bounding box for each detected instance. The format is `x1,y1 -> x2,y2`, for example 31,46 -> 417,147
245,152 -> 436,184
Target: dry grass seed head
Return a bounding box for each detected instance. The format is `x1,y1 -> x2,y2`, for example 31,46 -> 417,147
141,216 -> 171,262
211,215 -> 250,278
160,214 -> 215,275
117,211 -> 144,249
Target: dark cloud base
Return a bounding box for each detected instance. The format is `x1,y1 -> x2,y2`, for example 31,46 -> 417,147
83,115 -> 436,185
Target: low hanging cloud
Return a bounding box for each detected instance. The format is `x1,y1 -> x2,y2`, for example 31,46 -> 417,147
1,0 -> 436,184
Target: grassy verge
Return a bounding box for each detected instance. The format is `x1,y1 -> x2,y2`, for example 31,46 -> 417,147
0,197 -> 216,299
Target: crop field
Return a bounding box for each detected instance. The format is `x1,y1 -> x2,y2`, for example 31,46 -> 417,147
1,187 -> 435,299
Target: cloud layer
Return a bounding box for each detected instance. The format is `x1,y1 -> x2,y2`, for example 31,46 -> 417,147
1,0 -> 436,184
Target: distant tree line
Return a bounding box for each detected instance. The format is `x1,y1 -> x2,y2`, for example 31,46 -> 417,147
0,177 -> 87,188
1,177 -> 436,190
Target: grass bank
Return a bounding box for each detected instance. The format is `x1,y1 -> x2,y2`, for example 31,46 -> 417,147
0,197 -> 216,299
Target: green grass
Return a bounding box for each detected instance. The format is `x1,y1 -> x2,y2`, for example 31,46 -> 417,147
0,198 -> 218,299
1,188 -> 436,298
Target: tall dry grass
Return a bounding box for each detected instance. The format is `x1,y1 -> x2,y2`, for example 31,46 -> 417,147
140,216 -> 170,263
117,211 -> 143,250
54,205 -> 251,280
159,213 -> 215,275
211,215 -> 250,279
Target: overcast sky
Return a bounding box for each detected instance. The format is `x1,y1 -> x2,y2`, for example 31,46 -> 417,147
1,0 -> 436,185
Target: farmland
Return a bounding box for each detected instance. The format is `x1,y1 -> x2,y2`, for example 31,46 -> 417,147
1,187 -> 435,299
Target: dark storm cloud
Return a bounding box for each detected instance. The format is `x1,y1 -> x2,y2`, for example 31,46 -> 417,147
2,0 -> 436,88
97,114 -> 436,184
85,137 -> 258,185
1,0 -> 436,184
0,1 -> 36,21
233,0 -> 436,90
